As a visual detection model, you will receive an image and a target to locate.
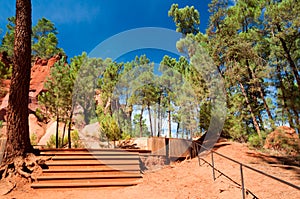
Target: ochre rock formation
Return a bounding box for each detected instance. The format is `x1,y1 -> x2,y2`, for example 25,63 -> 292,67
264,126 -> 300,154
0,54 -> 62,140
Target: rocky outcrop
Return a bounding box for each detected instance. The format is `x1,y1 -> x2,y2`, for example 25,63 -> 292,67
0,54 -> 62,142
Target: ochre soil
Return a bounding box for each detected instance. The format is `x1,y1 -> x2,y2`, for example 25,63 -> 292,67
2,142 -> 300,199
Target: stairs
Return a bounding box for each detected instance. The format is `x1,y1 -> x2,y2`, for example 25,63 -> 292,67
31,149 -> 142,189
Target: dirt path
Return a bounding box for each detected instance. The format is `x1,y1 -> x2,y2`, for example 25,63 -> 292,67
3,142 -> 300,199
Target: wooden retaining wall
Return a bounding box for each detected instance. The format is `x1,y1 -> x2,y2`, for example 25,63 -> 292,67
147,137 -> 194,160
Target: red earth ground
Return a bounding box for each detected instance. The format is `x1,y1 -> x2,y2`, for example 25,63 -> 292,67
2,141 -> 300,199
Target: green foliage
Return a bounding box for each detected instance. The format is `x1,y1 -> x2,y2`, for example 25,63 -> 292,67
30,133 -> 38,145
35,108 -> 44,121
46,133 -> 67,148
71,130 -> 84,148
32,17 -> 64,58
98,112 -> 122,142
46,130 -> 82,148
73,54 -> 104,124
0,16 -> 63,58
248,131 -> 267,149
132,113 -> 150,137
168,4 -> 200,35
0,17 -> 15,57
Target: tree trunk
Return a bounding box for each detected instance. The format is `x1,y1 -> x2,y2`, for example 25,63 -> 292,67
61,120 -> 67,147
68,111 -> 73,148
239,82 -> 263,144
276,63 -> 294,128
56,113 -> 59,148
147,104 -> 153,137
139,107 -> 144,138
157,94 -> 161,137
168,98 -> 171,138
176,122 -> 180,138
277,25 -> 300,92
249,66 -> 274,128
3,0 -> 33,162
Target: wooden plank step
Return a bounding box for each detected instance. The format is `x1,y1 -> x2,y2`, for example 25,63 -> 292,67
31,181 -> 139,189
43,164 -> 140,171
46,165 -> 140,170
42,167 -> 140,173
41,171 -> 140,176
40,151 -> 139,156
46,160 -> 139,166
51,155 -> 139,160
37,174 -> 141,181
39,148 -> 150,153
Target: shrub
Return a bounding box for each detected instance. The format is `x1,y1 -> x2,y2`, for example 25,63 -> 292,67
248,132 -> 267,149
46,130 -> 84,148
30,133 -> 38,145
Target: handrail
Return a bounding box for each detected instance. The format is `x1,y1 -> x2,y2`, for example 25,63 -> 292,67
190,140 -> 300,198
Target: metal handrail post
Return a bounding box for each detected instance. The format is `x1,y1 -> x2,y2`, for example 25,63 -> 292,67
240,164 -> 245,199
211,152 -> 216,181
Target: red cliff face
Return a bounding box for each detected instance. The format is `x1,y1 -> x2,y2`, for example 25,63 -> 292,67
0,54 -> 61,138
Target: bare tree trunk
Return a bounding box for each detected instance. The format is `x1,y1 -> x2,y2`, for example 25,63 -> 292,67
168,98 -> 171,138
68,111 -> 73,148
4,0 -> 33,162
139,107 -> 144,138
176,122 -> 180,138
61,120 -> 67,147
277,25 -> 300,92
56,112 -> 59,148
250,68 -> 274,128
239,82 -> 262,144
157,94 -> 161,137
147,104 -> 153,137
276,63 -> 294,128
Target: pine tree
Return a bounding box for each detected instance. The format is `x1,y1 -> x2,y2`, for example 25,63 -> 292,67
4,0 -> 33,162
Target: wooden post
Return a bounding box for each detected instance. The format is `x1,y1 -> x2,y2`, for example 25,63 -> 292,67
165,138 -> 170,165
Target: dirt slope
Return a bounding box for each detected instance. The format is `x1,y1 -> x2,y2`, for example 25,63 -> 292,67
3,142 -> 300,199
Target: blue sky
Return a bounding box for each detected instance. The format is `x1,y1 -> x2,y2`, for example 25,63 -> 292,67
0,0 -> 211,61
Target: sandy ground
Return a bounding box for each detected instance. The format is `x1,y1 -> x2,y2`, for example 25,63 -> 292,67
2,142 -> 300,199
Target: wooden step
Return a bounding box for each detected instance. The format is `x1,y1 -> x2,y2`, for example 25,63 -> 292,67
43,166 -> 140,172
46,159 -> 139,165
40,151 -> 139,156
32,149 -> 142,189
31,181 -> 139,189
41,171 -> 140,176
37,174 -> 141,180
51,155 -> 139,160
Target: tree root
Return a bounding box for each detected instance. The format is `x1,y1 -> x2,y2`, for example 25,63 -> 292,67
0,153 -> 51,195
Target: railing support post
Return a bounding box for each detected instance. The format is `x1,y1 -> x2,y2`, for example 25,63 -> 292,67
211,152 -> 216,181
240,164 -> 245,199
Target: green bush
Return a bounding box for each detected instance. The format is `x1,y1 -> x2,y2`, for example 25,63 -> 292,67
30,133 -> 38,145
248,132 -> 267,149
46,132 -> 68,148
71,130 -> 84,148
46,130 -> 84,148
35,108 -> 44,121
